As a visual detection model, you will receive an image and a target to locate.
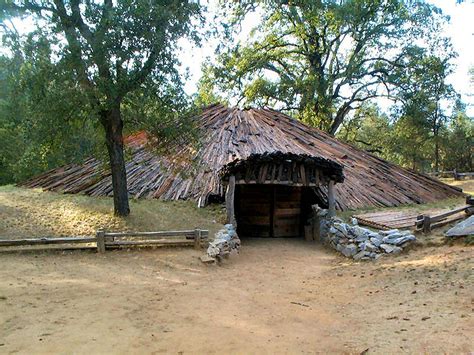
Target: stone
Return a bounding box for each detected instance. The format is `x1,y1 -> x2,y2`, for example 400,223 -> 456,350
364,241 -> 378,252
351,217 -> 358,225
390,235 -> 416,246
370,237 -> 382,247
382,233 -> 403,242
341,243 -> 358,257
353,250 -> 370,260
445,215 -> 474,237
380,244 -> 402,254
379,229 -> 401,235
334,223 -> 349,236
200,255 -> 216,264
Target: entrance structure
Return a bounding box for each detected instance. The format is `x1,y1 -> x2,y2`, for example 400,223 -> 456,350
220,152 -> 343,237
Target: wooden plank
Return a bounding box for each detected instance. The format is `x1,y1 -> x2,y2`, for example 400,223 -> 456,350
0,236 -> 96,247
105,240 -> 193,247
274,208 -> 301,217
430,205 -> 470,223
104,230 -> 208,238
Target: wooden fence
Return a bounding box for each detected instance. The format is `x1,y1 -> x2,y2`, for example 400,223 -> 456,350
429,171 -> 474,180
416,196 -> 474,233
0,229 -> 209,253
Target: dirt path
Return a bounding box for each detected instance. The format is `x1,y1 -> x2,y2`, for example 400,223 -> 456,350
0,239 -> 472,354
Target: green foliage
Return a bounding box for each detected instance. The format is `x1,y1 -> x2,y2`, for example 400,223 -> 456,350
0,1 -> 203,192
0,37 -> 102,184
339,102 -> 473,173
440,110 -> 473,172
213,0 -> 454,134
193,63 -> 226,107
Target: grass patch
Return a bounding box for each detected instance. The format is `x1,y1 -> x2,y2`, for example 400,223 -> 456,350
0,185 -> 225,239
439,178 -> 474,196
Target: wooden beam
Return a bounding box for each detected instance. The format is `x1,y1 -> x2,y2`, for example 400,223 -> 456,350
328,180 -> 336,218
226,175 -> 236,225
0,236 -> 96,247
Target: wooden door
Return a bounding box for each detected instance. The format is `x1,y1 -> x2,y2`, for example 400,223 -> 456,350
235,185 -> 302,237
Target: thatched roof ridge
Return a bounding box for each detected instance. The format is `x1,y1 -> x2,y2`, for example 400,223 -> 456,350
21,104 -> 463,210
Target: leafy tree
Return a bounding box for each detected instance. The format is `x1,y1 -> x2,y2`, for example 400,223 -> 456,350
0,33 -> 102,184
338,103 -> 392,158
395,53 -> 457,172
212,0 -> 453,135
441,107 -> 473,172
193,63 -> 225,107
1,0 -> 201,216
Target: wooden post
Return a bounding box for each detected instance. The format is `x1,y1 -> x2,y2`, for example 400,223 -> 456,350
466,195 -> 474,206
423,216 -> 431,234
96,229 -> 106,253
328,180 -> 336,218
416,215 -> 424,230
226,175 -> 236,225
194,229 -> 202,250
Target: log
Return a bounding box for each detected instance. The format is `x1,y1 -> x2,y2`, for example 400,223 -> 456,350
103,230 -> 208,238
105,240 -> 193,247
0,236 -> 96,247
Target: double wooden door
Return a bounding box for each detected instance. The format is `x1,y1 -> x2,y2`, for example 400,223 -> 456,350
235,185 -> 302,237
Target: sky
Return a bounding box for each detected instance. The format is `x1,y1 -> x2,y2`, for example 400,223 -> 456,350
181,0 -> 474,115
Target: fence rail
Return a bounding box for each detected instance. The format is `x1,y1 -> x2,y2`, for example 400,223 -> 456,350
0,229 -> 209,253
416,196 -> 474,233
429,171 -> 474,180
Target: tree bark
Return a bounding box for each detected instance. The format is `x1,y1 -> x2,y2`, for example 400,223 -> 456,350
101,104 -> 130,217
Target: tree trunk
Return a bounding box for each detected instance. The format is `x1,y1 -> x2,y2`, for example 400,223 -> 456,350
101,105 -> 130,217
434,137 -> 439,173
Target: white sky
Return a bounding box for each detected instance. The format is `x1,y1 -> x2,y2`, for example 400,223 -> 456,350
181,0 -> 474,115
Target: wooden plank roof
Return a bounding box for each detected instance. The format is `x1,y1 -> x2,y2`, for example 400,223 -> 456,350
20,104 -> 464,210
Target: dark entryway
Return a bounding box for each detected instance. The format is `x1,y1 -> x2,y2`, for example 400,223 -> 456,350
234,185 -> 323,238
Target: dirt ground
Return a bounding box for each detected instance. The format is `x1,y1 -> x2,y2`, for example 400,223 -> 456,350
1,239 -> 472,354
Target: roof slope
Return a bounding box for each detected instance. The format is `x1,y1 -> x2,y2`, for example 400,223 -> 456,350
21,104 -> 463,210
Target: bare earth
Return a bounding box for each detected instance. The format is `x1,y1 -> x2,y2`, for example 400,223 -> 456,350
1,239 -> 472,354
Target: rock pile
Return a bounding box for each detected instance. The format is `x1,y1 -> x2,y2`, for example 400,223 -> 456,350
206,224 -> 241,261
325,219 -> 416,261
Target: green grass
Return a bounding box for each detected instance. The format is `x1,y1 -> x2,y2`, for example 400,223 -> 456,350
0,185 -> 225,239
440,178 -> 474,196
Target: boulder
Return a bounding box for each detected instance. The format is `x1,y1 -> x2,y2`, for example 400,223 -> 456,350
370,237 -> 382,247
445,216 -> 474,237
379,229 -> 401,235
341,243 -> 358,257
380,244 -> 402,254
353,250 -> 369,260
390,235 -> 416,246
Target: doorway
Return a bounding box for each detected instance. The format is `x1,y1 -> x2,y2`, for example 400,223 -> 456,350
234,185 -> 322,238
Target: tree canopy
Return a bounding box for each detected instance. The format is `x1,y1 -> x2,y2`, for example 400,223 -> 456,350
211,0 -> 455,135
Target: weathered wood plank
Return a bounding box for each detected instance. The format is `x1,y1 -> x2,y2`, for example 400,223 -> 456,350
104,230 -> 208,238
0,236 -> 97,247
